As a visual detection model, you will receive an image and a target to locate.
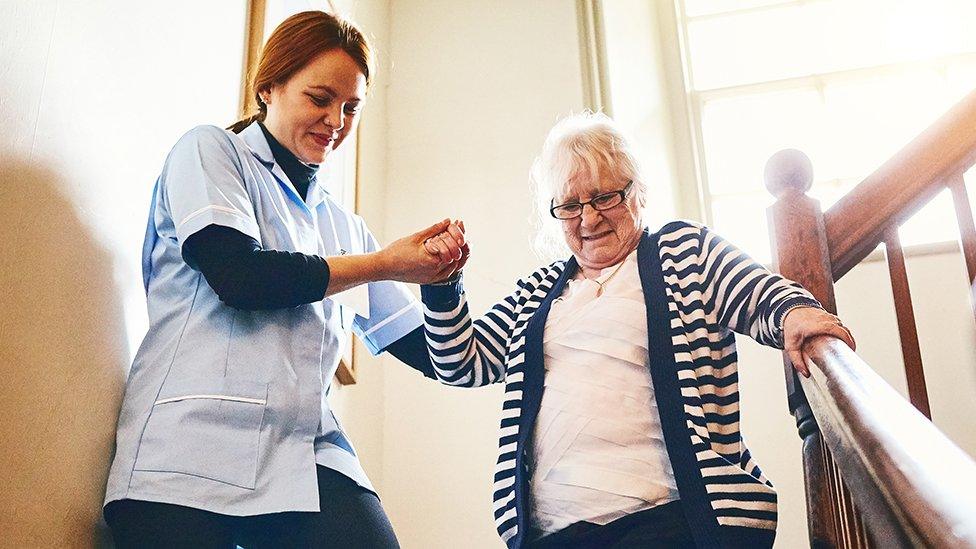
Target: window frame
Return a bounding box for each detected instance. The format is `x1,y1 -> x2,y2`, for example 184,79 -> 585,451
657,0 -> 976,259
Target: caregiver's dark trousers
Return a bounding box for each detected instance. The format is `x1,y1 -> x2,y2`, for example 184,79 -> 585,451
104,465 -> 398,549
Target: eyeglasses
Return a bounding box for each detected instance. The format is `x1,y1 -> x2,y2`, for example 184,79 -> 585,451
549,180 -> 634,220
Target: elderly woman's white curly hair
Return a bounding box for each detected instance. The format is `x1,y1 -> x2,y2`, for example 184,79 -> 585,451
530,111 -> 648,260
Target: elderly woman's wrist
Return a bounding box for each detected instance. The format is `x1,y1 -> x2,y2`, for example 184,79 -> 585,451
421,272 -> 464,309
775,297 -> 823,336
429,270 -> 462,286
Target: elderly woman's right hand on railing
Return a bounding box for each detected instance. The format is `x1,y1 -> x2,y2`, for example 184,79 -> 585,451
783,306 -> 857,377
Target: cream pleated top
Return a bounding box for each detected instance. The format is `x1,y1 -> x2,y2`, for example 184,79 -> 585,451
528,250 -> 679,537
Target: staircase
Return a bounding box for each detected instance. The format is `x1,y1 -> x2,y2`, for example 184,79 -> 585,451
764,90 -> 976,547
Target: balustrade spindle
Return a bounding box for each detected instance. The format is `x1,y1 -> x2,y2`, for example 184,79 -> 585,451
882,228 -> 931,419
949,174 -> 976,328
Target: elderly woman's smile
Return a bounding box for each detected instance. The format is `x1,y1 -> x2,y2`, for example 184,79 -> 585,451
581,230 -> 612,241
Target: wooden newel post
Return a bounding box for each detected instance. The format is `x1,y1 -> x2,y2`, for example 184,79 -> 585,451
765,149 -> 842,548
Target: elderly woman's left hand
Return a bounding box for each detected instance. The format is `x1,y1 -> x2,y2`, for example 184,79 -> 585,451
423,220 -> 470,281
783,307 -> 856,378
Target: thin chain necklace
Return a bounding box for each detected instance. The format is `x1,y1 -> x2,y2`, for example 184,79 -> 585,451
591,258 -> 628,297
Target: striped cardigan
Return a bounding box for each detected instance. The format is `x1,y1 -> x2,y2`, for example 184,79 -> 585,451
420,221 -> 820,548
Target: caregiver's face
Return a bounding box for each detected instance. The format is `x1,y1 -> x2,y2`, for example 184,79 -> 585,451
557,168 -> 644,274
262,48 -> 366,164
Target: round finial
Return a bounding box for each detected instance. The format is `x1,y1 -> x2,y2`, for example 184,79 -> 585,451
764,148 -> 813,197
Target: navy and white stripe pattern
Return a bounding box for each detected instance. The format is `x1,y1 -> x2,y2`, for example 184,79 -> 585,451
421,221 -> 820,547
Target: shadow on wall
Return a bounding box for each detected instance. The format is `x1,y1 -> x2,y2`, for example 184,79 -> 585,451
0,157 -> 127,547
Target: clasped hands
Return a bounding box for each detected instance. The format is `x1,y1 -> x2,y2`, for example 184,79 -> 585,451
378,219 -> 469,285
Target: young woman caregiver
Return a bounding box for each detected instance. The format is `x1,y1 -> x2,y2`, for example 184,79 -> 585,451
103,11 -> 466,548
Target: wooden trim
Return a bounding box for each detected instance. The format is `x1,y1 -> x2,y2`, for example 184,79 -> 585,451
334,130 -> 364,386
800,337 -> 976,547
335,355 -> 356,385
671,0 -> 715,225
576,0 -> 612,115
883,228 -> 931,419
824,89 -> 976,279
656,0 -> 707,221
240,0 -> 267,119
696,51 -> 976,101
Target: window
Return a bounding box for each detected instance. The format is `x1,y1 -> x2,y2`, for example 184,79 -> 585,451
604,0 -> 976,262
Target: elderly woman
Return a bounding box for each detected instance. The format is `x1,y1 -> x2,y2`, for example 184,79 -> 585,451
419,113 -> 854,548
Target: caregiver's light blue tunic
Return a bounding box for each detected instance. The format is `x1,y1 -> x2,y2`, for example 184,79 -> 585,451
104,122 -> 421,515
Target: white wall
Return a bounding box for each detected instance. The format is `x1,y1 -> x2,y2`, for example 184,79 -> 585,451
0,1 -> 246,546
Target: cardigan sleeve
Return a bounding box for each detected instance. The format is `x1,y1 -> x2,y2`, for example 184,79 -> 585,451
695,224 -> 821,348
419,273 -> 527,387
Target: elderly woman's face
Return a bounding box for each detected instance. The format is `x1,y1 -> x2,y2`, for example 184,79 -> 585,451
262,48 -> 366,164
558,169 -> 643,273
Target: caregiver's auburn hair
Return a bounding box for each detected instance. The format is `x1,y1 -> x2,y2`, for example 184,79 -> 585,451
229,10 -> 374,133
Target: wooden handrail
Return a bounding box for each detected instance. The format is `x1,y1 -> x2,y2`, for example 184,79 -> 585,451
824,89 -> 976,279
800,336 -> 976,547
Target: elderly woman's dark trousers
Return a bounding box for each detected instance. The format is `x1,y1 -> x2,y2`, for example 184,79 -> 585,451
526,500 -> 696,548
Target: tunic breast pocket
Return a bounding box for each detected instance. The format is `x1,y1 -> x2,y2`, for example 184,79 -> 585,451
133,376 -> 269,489
262,209 -> 322,255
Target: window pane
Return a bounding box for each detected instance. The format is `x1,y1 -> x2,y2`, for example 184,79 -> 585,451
946,59 -> 976,103
807,178 -> 859,211
687,0 -> 976,90
701,89 -> 826,195
687,3 -> 819,90
898,189 -> 960,247
820,69 -> 949,180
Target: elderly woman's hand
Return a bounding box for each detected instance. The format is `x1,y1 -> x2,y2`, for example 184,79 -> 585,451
424,220 -> 466,261
783,307 -> 856,378
424,220 -> 470,280
378,219 -> 467,284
